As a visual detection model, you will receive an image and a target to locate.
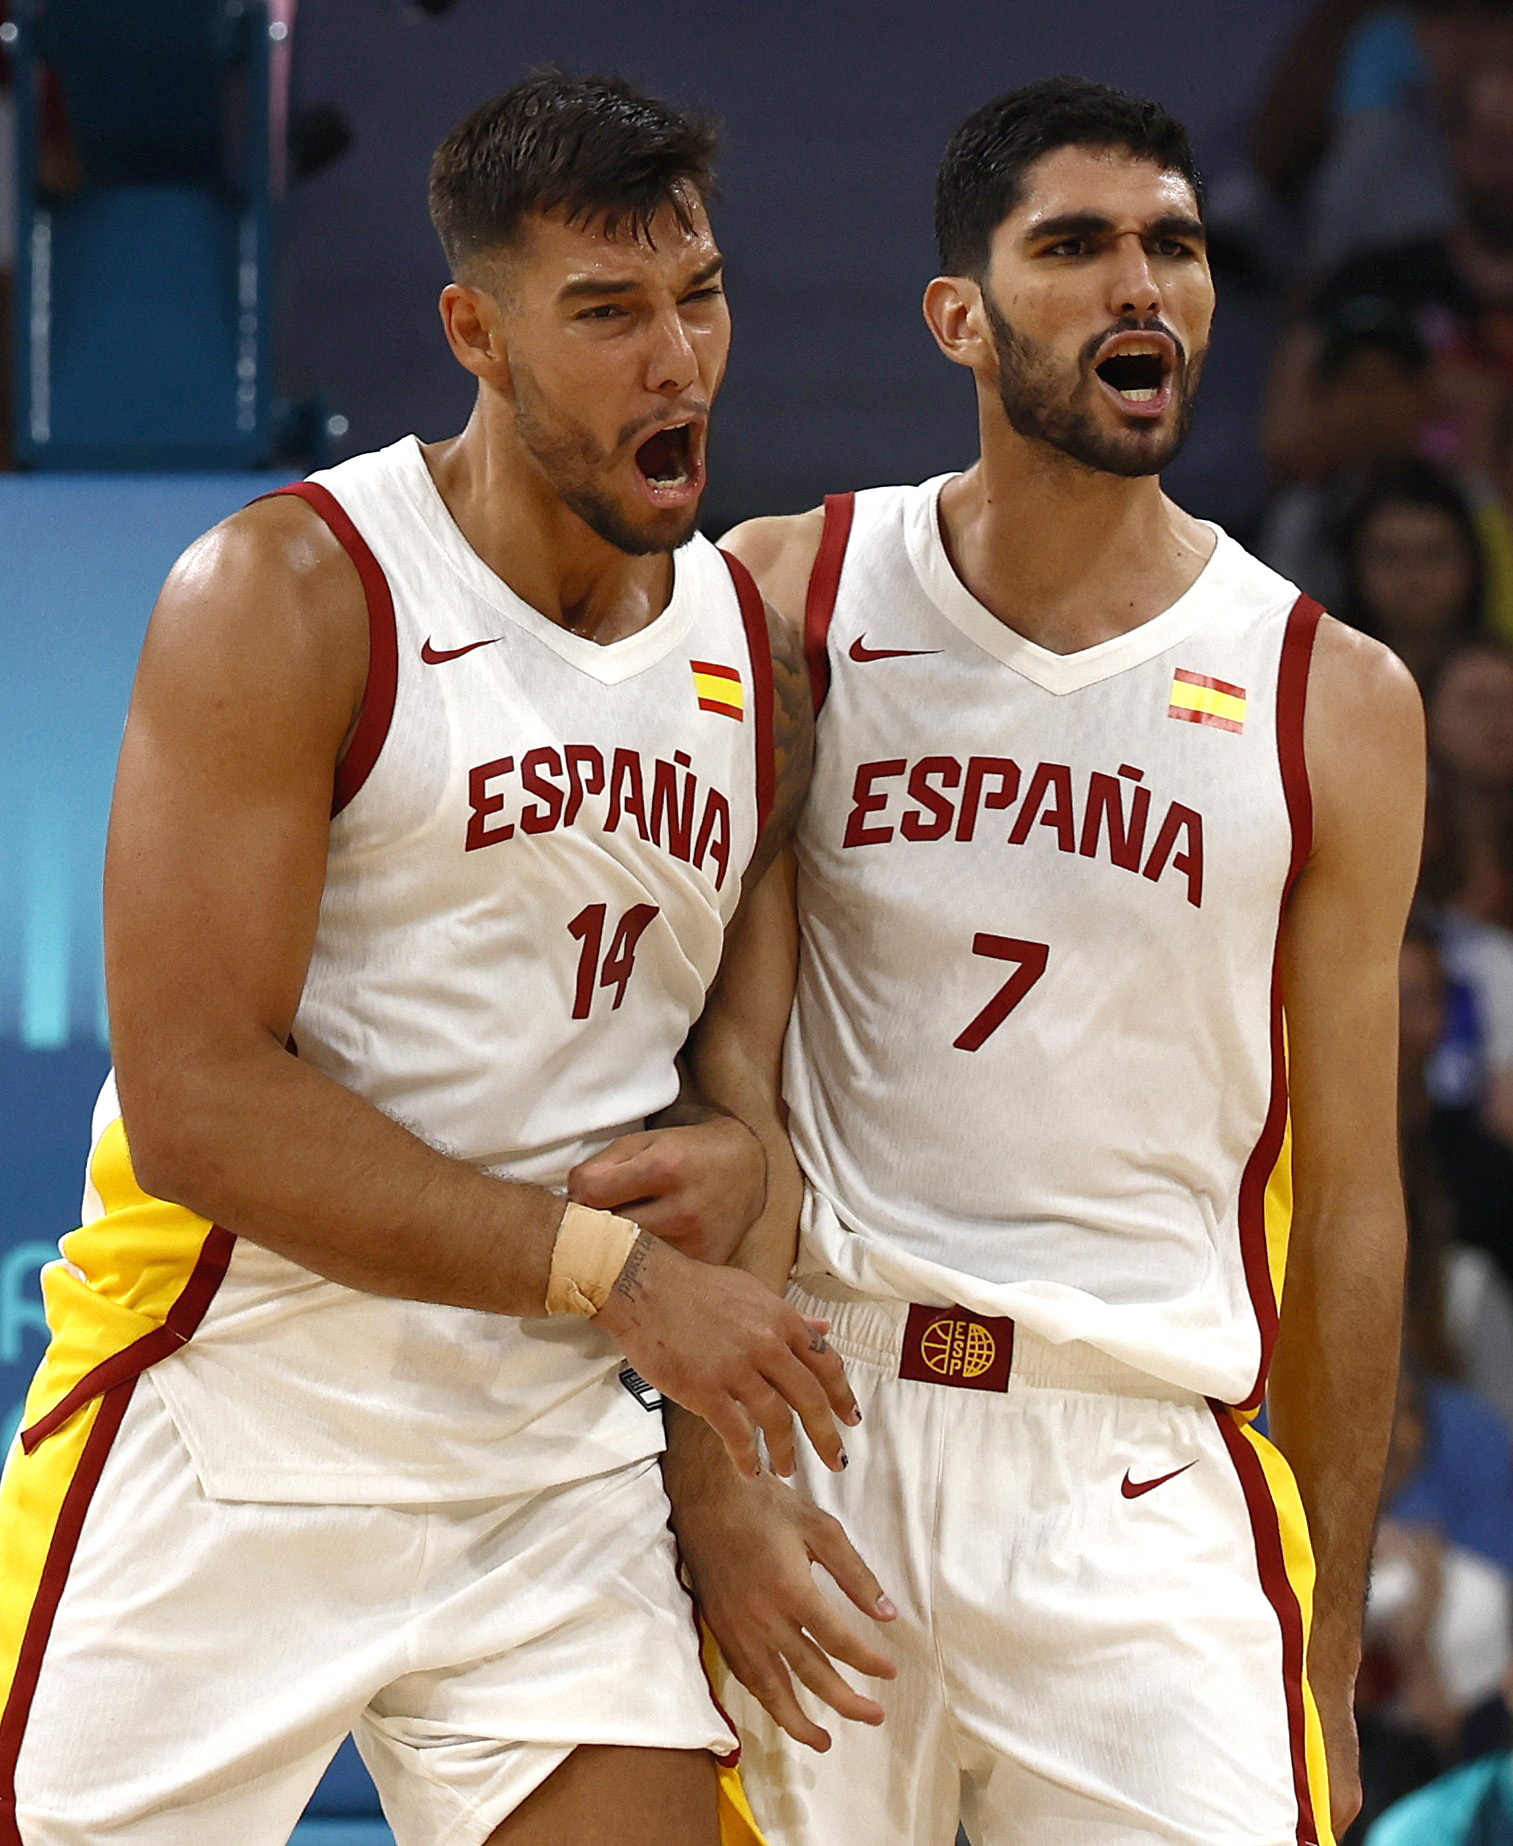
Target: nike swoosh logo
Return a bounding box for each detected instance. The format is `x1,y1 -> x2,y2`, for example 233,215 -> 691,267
848,635 -> 943,663
421,636 -> 502,665
1121,1461 -> 1196,1500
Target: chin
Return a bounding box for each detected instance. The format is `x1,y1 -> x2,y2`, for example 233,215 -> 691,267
567,485 -> 703,556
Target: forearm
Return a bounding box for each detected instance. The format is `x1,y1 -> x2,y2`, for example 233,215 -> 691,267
1266,1188 -> 1405,1687
120,1035 -> 564,1316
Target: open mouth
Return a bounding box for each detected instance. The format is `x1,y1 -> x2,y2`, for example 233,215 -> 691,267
1092,338 -> 1175,417
633,421 -> 703,503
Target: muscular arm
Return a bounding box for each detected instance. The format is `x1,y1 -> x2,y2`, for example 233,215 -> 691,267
106,499 -> 567,1310
651,517 -> 897,1748
573,532 -> 821,1285
107,497 -> 852,1467
1266,617 -> 1425,1834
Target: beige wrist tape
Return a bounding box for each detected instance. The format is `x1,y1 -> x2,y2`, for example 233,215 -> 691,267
546,1203 -> 641,1316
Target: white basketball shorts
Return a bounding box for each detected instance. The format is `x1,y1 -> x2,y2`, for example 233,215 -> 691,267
724,1271 -> 1334,1846
0,1370 -> 738,1846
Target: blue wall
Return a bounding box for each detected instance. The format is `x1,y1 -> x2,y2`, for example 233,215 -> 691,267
0,475 -> 288,1443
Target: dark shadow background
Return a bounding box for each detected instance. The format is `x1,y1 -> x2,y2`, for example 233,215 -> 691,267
277,0 -> 1299,532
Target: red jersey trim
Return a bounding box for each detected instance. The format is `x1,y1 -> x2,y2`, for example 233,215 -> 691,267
803,493 -> 855,715
721,549 -> 776,841
259,481 -> 400,817
19,1227 -> 236,1454
0,1377 -> 142,1824
1236,593 -> 1323,1412
1210,1405 -> 1320,1844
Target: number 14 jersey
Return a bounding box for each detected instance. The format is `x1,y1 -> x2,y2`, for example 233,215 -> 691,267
786,476 -> 1320,1408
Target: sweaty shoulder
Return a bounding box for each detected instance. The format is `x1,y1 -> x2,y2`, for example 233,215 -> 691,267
143,491 -> 370,746
720,509 -> 827,626
1303,613 -> 1425,860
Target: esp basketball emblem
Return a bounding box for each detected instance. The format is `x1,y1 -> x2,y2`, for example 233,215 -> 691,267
920,1315 -> 997,1380
899,1303 -> 1014,1391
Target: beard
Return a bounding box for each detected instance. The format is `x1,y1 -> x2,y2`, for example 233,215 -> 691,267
511,362 -> 699,555
981,289 -> 1205,479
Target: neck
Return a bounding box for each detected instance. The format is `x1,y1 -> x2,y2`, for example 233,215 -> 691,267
419,399 -> 675,644
936,401 -> 1215,655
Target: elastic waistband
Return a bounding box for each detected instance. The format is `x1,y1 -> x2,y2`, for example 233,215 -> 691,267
790,1270 -> 1204,1404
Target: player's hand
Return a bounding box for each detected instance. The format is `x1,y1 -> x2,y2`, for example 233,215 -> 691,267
665,1415 -> 897,1751
594,1232 -> 857,1476
567,1115 -> 765,1265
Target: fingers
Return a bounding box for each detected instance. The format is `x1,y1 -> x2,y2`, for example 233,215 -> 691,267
779,1630 -> 887,1726
732,1652 -> 832,1753
803,1597 -> 898,1683
757,1346 -> 848,1475
697,1394 -> 763,1482
806,1507 -> 899,1629
568,1142 -> 673,1211
797,1317 -> 862,1426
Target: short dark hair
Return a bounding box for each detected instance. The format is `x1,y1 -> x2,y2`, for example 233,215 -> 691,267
1342,456 -> 1486,642
428,71 -> 719,276
935,76 -> 1204,276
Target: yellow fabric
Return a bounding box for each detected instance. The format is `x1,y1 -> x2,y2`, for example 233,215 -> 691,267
1237,1418 -> 1336,1846
1265,1111 -> 1294,1308
0,1364 -> 108,1708
1169,677 -> 1247,725
692,670 -> 745,714
26,1118 -> 214,1432
717,1761 -> 767,1845
1474,498 -> 1513,648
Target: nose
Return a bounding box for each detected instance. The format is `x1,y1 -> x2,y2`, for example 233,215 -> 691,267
645,306 -> 699,397
1107,232 -> 1162,321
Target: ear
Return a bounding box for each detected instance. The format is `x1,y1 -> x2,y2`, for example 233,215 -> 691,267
438,282 -> 510,387
923,275 -> 994,373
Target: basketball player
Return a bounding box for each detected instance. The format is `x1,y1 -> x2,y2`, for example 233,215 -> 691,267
0,75 -> 853,1846
643,77 -> 1425,1846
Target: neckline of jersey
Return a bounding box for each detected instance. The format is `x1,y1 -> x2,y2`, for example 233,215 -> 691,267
905,473 -> 1229,695
392,435 -> 701,685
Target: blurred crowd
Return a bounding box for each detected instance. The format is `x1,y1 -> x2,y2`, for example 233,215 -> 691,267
1233,3 -> 1513,1838
3,4 -> 1513,1835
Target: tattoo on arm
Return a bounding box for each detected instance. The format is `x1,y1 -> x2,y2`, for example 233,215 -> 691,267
749,599 -> 814,887
613,1230 -> 654,1302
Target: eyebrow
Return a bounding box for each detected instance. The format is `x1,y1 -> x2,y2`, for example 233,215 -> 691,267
556,253 -> 725,303
1023,211 -> 1207,245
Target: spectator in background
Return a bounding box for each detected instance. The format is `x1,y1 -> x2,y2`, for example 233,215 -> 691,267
1355,1364 -> 1513,1836
1340,457 -> 1485,690
1300,0 -> 1513,484
1417,770 -> 1513,1147
1428,642 -> 1513,927
1365,1734 -> 1513,1840
1400,912 -> 1513,1317
1258,296 -> 1432,607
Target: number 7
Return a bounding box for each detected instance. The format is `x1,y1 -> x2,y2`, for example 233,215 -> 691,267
953,935 -> 1049,1052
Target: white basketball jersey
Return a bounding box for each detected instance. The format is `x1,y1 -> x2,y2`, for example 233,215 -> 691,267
71,437 -> 773,1502
786,477 -> 1320,1406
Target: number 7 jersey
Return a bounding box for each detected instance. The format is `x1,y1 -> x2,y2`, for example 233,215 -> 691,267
785,476 -> 1321,1408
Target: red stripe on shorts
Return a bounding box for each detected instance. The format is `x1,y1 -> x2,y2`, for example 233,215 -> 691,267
1211,1405 -> 1318,1845
0,1377 -> 142,1840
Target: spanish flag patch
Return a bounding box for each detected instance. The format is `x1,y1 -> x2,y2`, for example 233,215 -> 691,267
1168,668 -> 1246,734
692,659 -> 745,720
